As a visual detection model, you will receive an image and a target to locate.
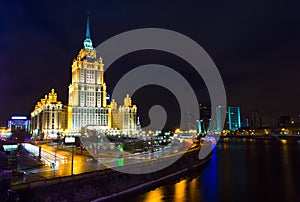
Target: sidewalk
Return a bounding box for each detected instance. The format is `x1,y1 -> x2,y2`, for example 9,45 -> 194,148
17,147 -> 44,171
48,144 -> 93,157
54,144 -> 124,159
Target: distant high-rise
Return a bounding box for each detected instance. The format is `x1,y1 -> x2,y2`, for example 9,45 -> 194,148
250,110 -> 262,129
183,111 -> 196,131
216,105 -> 226,133
227,106 -> 241,130
199,104 -> 210,134
241,117 -> 250,128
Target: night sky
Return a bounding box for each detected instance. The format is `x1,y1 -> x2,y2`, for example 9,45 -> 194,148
1,0 -> 300,126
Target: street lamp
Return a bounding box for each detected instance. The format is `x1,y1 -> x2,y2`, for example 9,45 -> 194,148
54,144 -> 56,176
71,142 -> 74,175
65,136 -> 76,175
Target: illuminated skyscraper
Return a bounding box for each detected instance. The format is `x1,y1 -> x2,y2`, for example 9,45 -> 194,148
68,15 -> 109,134
227,106 -> 241,130
68,15 -> 138,135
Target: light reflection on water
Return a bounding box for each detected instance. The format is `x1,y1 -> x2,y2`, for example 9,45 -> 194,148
123,139 -> 300,202
143,187 -> 164,202
174,179 -> 186,202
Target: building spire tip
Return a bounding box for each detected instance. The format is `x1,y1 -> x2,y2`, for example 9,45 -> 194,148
83,13 -> 93,50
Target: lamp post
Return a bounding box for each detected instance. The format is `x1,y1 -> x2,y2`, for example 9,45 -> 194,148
65,136 -> 76,175
54,144 -> 56,176
71,142 -> 74,175
38,146 -> 41,159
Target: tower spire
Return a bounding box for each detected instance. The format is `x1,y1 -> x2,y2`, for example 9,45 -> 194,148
86,13 -> 91,39
83,13 -> 94,50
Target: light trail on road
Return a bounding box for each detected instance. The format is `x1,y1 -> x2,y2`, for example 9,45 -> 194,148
22,143 -> 67,165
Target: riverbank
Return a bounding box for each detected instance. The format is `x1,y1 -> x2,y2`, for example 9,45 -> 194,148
121,138 -> 300,202
14,147 -> 212,202
92,150 -> 212,202
220,134 -> 300,140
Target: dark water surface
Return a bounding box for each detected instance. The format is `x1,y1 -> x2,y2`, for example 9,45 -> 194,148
124,138 -> 300,202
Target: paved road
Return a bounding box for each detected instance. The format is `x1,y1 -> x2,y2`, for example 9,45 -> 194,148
12,144 -> 104,185
12,140 -> 194,185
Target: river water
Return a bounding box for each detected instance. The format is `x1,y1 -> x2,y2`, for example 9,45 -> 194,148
124,138 -> 300,202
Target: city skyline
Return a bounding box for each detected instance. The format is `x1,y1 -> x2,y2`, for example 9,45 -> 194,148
1,1 -> 300,126
1,2 -> 300,201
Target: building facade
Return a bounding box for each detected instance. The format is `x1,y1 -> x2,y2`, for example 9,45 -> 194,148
67,15 -> 138,135
31,89 -> 67,139
227,106 -> 241,131
68,16 -> 109,134
216,105 -> 227,133
8,116 -> 30,134
110,95 -> 137,135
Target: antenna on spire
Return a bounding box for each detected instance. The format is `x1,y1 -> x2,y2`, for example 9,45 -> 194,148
83,11 -> 94,50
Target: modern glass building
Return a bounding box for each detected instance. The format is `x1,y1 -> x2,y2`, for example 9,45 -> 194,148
227,106 -> 241,130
